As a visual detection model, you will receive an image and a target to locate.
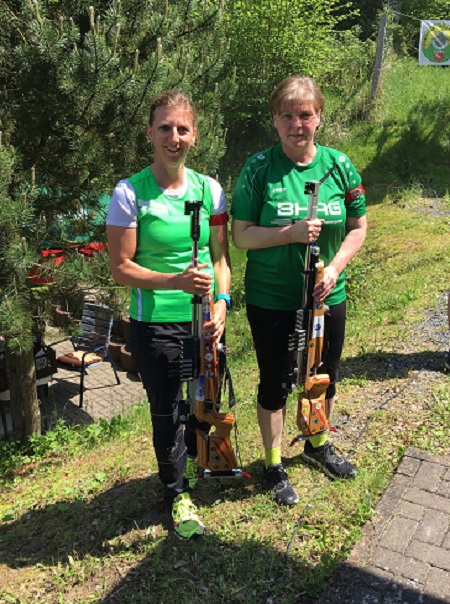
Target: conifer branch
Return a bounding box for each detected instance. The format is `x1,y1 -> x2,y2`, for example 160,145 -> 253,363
89,6 -> 95,35
111,23 -> 120,56
192,56 -> 222,85
174,8 -> 219,40
32,0 -> 42,26
122,62 -> 159,125
157,38 -> 162,62
184,0 -> 192,21
183,54 -> 190,79
4,294 -> 12,312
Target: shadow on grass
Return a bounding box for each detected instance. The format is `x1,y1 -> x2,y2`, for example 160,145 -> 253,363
0,460 -> 328,603
340,349 -> 448,383
0,458 -> 277,568
0,475 -> 169,567
359,98 -> 450,200
2,457 -> 450,602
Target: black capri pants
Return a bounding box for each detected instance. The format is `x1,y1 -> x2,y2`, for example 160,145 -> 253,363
247,301 -> 346,411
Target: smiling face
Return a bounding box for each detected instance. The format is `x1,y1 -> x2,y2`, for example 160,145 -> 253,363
147,105 -> 197,172
272,101 -> 321,163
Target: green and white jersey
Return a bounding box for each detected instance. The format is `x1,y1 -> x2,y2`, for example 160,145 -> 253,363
231,144 -> 366,310
107,167 -> 227,322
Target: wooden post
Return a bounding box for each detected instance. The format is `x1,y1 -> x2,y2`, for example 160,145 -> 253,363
370,12 -> 388,102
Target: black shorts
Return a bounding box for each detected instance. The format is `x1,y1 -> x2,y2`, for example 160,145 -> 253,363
247,301 -> 346,410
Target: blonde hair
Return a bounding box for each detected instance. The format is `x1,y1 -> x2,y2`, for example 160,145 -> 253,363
270,77 -> 325,116
148,89 -> 198,127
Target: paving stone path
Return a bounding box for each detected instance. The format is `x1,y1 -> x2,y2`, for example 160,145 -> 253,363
314,448 -> 450,604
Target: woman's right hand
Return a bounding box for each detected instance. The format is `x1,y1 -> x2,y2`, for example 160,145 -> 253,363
290,218 -> 323,244
176,263 -> 212,295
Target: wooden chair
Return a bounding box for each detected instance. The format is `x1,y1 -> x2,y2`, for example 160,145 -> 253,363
56,303 -> 121,408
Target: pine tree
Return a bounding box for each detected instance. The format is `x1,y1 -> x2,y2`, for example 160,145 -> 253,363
0,0 -> 234,440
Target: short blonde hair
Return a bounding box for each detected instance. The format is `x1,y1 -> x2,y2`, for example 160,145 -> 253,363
270,77 -> 325,116
149,89 -> 198,127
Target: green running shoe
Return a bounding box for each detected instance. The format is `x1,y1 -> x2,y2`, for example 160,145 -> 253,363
172,493 -> 205,541
184,456 -> 199,489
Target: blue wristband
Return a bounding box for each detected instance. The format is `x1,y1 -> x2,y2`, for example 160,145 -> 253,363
216,294 -> 231,312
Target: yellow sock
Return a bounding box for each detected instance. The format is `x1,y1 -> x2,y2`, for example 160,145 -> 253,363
265,446 -> 281,467
309,434 -> 327,448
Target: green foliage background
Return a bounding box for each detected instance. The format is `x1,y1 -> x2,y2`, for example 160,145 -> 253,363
221,0 -> 375,173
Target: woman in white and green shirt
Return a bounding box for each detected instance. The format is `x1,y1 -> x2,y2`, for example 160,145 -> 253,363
107,90 -> 231,539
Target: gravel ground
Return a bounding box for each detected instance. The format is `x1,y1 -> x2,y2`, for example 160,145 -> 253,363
332,194 -> 449,448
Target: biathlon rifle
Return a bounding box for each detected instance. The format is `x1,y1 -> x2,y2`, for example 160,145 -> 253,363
289,180 -> 330,444
180,200 -> 242,479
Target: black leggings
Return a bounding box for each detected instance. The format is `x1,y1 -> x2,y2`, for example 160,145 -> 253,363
247,301 -> 346,410
130,319 -> 201,500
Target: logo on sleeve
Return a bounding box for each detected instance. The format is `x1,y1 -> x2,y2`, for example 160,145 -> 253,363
345,185 -> 365,204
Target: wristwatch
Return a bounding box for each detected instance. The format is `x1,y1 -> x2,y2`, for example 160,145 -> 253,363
216,293 -> 232,313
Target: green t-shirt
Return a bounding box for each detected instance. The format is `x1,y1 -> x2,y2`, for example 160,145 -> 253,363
127,167 -> 214,322
231,144 -> 366,310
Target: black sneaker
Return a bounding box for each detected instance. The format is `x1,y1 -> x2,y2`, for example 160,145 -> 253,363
301,440 -> 357,480
264,464 -> 299,505
445,351 -> 450,374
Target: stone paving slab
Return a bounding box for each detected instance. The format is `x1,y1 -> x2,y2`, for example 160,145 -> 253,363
39,340 -> 147,428
314,448 -> 450,604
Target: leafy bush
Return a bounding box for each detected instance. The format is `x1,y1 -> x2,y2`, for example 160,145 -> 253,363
221,0 -> 375,175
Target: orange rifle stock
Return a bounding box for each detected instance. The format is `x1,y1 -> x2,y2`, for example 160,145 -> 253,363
184,200 -> 242,479
291,180 -> 330,444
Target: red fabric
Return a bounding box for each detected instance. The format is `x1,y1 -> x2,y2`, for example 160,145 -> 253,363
28,243 -> 105,285
345,184 -> 365,204
209,212 -> 228,226
79,242 -> 105,256
41,249 -> 65,262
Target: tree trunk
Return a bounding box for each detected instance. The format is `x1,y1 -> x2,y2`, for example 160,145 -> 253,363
5,346 -> 41,442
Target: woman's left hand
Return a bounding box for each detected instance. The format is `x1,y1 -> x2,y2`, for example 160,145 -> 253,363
203,299 -> 227,342
314,266 -> 339,302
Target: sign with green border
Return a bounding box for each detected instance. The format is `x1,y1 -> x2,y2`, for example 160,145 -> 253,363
419,20 -> 450,65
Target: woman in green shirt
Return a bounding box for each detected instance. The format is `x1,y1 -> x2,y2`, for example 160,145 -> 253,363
231,76 -> 367,504
107,90 -> 231,538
